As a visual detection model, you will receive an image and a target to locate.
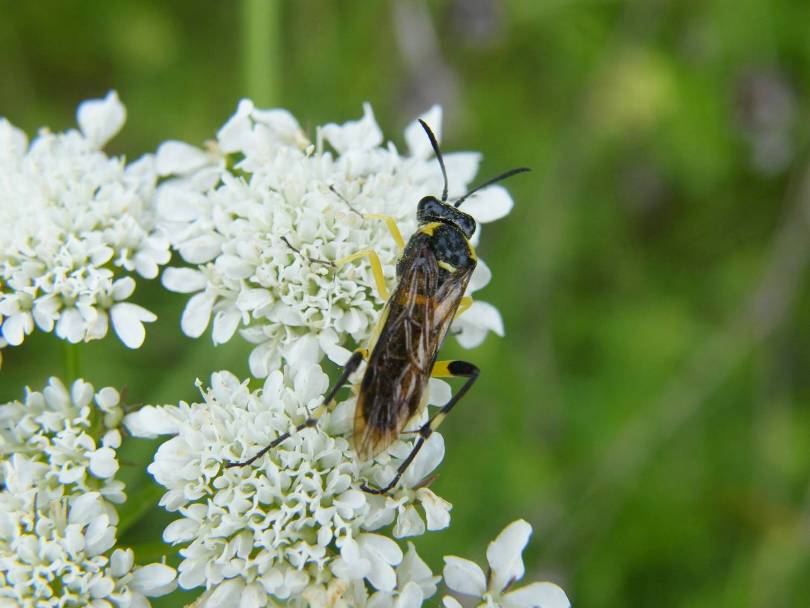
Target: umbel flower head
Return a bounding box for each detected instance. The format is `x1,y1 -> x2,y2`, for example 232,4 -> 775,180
124,368 -> 451,606
0,377 -> 176,606
156,101 -> 510,377
0,91 -> 170,361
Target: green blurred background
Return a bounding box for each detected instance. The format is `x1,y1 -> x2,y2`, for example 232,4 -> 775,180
2,1 -> 810,606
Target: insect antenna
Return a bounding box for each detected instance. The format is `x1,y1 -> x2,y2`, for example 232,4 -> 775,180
418,119 -> 449,203
454,167 -> 531,208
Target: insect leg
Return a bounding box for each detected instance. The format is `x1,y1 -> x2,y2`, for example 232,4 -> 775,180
363,214 -> 405,252
281,236 -> 334,267
334,249 -> 390,301
361,360 -> 479,494
224,350 -> 365,469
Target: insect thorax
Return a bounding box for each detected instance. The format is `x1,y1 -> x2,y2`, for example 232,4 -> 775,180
398,223 -> 476,285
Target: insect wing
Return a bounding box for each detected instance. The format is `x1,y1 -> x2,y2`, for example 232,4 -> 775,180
353,237 -> 473,460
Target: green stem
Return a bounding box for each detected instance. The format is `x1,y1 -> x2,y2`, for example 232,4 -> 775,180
63,342 -> 80,382
241,0 -> 280,106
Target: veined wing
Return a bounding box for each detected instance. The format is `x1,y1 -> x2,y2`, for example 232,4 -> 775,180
353,235 -> 474,460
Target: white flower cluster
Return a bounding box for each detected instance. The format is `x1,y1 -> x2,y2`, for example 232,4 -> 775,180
0,377 -> 176,606
155,101 -> 510,377
125,368 -> 452,606
0,92 -> 170,362
443,520 -> 570,608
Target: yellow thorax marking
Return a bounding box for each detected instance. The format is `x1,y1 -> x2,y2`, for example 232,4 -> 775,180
418,221 -> 444,236
438,260 -> 457,273
418,221 -> 478,262
468,241 -> 478,262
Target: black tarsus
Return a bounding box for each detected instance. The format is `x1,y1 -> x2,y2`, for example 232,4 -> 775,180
418,119 -> 449,203
225,350 -> 364,469
361,360 -> 480,495
454,167 -> 531,208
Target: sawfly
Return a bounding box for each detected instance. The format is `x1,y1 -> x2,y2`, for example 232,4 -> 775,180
226,120 -> 528,494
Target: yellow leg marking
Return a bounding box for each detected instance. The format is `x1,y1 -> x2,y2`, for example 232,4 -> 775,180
430,411 -> 449,431
364,213 -> 405,252
335,249 -> 390,301
455,296 -> 473,319
430,360 -> 455,378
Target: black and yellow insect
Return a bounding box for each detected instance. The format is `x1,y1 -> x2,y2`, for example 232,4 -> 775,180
227,121 -> 527,494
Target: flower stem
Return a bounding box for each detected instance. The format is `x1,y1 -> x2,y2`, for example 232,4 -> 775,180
63,342 -> 80,381
241,0 -> 280,106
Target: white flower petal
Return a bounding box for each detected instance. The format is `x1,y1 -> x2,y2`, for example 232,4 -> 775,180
162,267 -> 208,293
502,582 -> 571,608
56,308 -> 85,343
405,105 -> 442,159
88,575 -> 115,599
405,433 -> 445,486
130,563 -> 177,597
359,534 -> 403,591
124,405 -> 181,438
399,542 -> 438,598
2,312 -> 30,346
468,259 -> 492,292
395,581 -> 425,608
178,234 -> 222,264
0,118 -> 28,162
442,596 -> 464,608
110,548 -> 135,578
89,447 -> 119,478
164,518 -> 200,544
453,300 -> 505,349
180,291 -> 215,338
212,307 -> 242,344
96,386 -> 121,410
217,98 -> 255,153
320,102 -> 383,153
111,276 -> 136,301
85,514 -> 116,555
77,90 -> 126,148
156,141 -> 211,175
359,533 -> 404,566
445,152 -> 482,192
443,556 -> 487,596
111,303 -> 157,349
417,488 -> 452,531
252,107 -> 305,145
394,505 -> 425,539
487,519 -> 532,592
102,429 -> 122,449
427,378 -> 451,407
460,185 -> 514,223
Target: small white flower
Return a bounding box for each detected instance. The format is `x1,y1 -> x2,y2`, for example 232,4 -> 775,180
0,377 -> 126,502
0,377 -> 177,606
442,520 -> 570,608
156,101 -> 513,376
124,368 -> 449,603
0,92 -> 170,359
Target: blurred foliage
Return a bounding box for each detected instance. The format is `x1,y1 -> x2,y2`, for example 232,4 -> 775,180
2,1 -> 810,606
